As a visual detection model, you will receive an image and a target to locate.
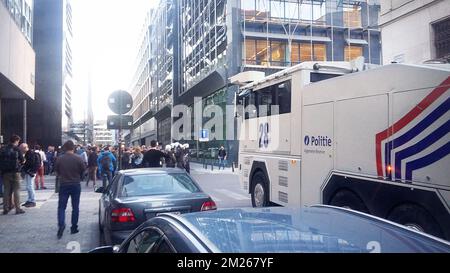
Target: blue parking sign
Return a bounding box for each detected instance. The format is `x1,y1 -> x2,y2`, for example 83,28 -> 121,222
200,129 -> 209,142
201,129 -> 208,138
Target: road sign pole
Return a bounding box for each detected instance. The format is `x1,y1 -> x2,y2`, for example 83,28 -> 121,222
118,113 -> 122,171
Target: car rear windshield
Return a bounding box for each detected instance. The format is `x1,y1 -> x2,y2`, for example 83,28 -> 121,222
120,174 -> 200,197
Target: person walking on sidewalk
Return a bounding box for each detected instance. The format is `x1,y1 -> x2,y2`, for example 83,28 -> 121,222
20,143 -> 41,208
97,146 -> 116,188
218,146 -> 227,170
76,145 -> 89,181
34,145 -> 47,190
54,140 -> 86,239
0,135 -> 25,215
46,146 -> 57,175
86,146 -> 98,188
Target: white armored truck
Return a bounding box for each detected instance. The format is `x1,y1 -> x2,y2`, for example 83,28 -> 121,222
236,61 -> 450,240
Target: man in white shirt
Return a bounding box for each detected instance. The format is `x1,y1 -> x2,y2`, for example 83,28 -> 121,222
35,145 -> 47,190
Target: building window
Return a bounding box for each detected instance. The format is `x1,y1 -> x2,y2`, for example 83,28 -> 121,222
256,0 -> 269,20
312,1 -> 326,25
270,0 -> 284,19
344,45 -> 363,61
285,1 -> 299,20
343,4 -> 362,28
313,43 -> 327,61
256,40 -> 270,65
244,39 -> 257,65
433,18 -> 450,59
241,0 -> 256,20
298,43 -> 327,62
270,41 -> 286,66
245,39 -> 289,66
291,42 -> 301,64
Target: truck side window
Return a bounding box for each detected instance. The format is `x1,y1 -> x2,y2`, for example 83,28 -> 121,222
258,86 -> 273,117
245,92 -> 258,120
278,81 -> 291,115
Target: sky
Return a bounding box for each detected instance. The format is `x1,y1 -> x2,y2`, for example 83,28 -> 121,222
71,0 -> 158,122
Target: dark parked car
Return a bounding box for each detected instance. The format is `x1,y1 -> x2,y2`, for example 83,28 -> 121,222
91,205 -> 450,253
96,168 -> 217,245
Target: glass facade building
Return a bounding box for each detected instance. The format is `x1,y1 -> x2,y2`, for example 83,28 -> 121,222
130,0 -> 381,161
240,0 -> 381,68
129,0 -> 179,147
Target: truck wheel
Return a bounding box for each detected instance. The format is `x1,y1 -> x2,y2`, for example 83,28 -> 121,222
251,171 -> 269,208
329,189 -> 369,213
387,204 -> 444,239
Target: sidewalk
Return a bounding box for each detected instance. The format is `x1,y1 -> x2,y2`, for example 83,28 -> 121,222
0,175 -> 57,208
0,176 -> 100,253
190,162 -> 238,175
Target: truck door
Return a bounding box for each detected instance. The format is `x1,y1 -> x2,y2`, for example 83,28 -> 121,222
301,102 -> 334,205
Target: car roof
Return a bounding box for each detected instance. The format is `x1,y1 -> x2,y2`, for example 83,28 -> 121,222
119,168 -> 187,176
162,206 -> 450,253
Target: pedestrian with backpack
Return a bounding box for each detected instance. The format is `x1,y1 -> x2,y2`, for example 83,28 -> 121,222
97,146 -> 116,188
0,135 -> 25,215
19,143 -> 41,208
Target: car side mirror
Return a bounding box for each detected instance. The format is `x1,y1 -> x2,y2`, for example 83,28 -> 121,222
95,186 -> 105,193
88,246 -> 114,254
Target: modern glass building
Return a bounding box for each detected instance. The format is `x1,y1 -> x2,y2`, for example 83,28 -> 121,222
240,0 -> 381,68
130,0 -> 381,162
129,0 -> 180,147
177,0 -> 381,162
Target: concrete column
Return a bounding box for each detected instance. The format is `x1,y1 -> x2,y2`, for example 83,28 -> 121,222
23,100 -> 27,143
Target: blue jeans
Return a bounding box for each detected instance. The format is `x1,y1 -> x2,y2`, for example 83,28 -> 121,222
218,157 -> 226,170
24,174 -> 36,203
58,184 -> 81,229
102,170 -> 112,188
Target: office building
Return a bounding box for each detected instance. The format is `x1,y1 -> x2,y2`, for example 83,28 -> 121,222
130,0 -> 382,161
28,0 -> 73,148
0,0 -> 35,143
179,0 -> 382,161
93,121 -> 116,147
379,0 -> 450,64
129,0 -> 179,147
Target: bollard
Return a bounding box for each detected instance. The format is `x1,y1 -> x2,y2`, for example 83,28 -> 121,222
232,162 -> 235,173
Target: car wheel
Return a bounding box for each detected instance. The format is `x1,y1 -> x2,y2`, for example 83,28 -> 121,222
388,204 -> 444,239
251,171 -> 269,208
329,189 -> 369,213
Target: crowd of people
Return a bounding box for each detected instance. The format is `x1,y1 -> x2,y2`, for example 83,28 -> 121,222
0,135 -> 191,213
0,136 -> 57,213
78,139 -> 191,188
0,134 -> 230,239
0,134 -> 193,239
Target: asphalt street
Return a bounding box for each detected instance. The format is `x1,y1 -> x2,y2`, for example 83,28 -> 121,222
0,164 -> 250,253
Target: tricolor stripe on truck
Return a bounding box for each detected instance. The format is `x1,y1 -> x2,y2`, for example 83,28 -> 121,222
376,77 -> 450,181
